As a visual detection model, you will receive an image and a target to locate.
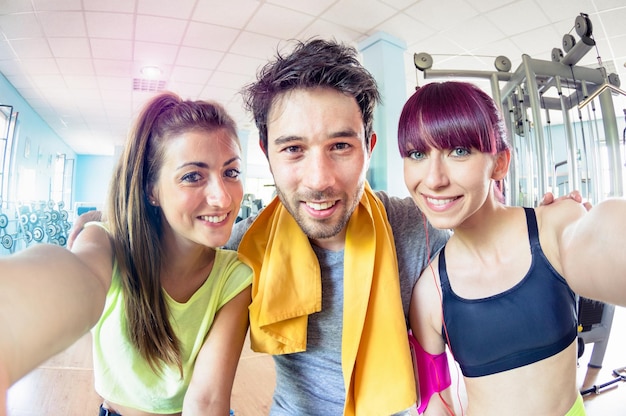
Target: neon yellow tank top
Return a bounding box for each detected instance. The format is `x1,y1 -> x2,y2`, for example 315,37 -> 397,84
90,231 -> 251,413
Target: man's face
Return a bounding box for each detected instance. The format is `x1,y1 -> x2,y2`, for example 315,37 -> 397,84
266,87 -> 372,251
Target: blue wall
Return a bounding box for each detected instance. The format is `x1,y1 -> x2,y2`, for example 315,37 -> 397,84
0,72 -> 76,206
73,154 -> 116,207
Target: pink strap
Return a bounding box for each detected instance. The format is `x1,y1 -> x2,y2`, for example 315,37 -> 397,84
408,330 -> 452,414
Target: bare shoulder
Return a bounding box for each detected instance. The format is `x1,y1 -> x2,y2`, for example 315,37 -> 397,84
410,253 -> 445,349
72,221 -> 112,250
535,198 -> 586,233
70,222 -> 115,288
413,253 -> 442,309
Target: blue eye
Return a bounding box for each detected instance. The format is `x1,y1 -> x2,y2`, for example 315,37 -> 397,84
284,145 -> 301,153
334,142 -> 350,150
452,147 -> 470,157
408,150 -> 425,160
225,168 -> 241,179
181,172 -> 202,182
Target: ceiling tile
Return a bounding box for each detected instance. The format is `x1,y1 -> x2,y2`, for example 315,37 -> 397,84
1,0 -> 34,13
136,0 -> 196,20
183,22 -> 240,51
379,0 -> 421,11
0,40 -> 18,60
229,31 -> 282,60
99,87 -> 132,103
298,20 -> 364,44
192,0 -> 260,28
169,65 -> 211,84
404,0 -> 478,33
82,0 -> 137,13
19,58 -> 59,75
133,41 -> 179,65
269,0 -> 337,15
374,13 -> 435,46
468,0 -> 518,14
605,34 -> 626,59
48,37 -> 91,58
200,84 -> 242,102
246,3 -> 315,38
0,13 -> 44,39
92,59 -> 133,77
175,46 -> 225,70
38,11 -> 87,37
90,38 -> 133,60
3,74 -> 36,90
208,70 -> 254,90
469,38 -> 524,69
56,58 -> 95,75
32,0 -> 83,11
442,15 -> 507,52
63,75 -> 98,89
596,7 -> 626,39
135,15 -> 188,45
13,87 -> 44,101
485,0 -> 550,37
216,54 -> 265,77
85,12 -> 134,39
9,38 -> 52,59
323,0 -> 398,33
30,75 -> 66,90
407,33 -> 473,58
510,25 -> 562,59
167,81 -> 210,100
535,0 -> 596,23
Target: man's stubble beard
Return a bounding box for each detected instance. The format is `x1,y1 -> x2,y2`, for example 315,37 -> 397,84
274,181 -> 365,240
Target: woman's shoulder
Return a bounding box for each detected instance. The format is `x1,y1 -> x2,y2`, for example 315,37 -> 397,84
535,198 -> 586,231
71,220 -> 113,249
216,248 -> 253,273
84,220 -> 109,232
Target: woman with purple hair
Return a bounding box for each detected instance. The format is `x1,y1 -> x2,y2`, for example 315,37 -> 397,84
398,81 -> 626,416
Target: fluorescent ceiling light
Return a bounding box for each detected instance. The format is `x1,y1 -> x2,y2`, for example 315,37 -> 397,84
140,66 -> 162,79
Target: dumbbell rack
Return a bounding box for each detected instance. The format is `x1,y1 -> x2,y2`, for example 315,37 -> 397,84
0,197 -> 72,255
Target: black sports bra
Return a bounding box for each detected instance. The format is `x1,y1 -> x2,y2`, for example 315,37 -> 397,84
440,207 -> 577,377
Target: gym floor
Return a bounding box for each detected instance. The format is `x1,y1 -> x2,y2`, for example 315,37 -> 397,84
6,306 -> 626,415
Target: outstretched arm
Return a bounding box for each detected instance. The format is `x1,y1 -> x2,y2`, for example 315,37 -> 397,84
0,363 -> 7,416
183,286 -> 251,415
0,225 -> 111,389
559,198 -> 626,306
66,210 -> 104,249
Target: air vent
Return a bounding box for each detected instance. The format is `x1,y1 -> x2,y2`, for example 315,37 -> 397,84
132,78 -> 166,92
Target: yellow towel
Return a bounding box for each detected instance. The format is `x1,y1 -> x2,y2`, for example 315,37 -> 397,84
238,182 -> 416,415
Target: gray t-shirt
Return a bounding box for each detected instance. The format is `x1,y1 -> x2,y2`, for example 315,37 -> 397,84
225,192 -> 450,415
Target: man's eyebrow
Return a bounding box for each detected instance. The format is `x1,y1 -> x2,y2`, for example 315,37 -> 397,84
329,128 -> 360,139
273,129 -> 360,145
273,135 -> 302,146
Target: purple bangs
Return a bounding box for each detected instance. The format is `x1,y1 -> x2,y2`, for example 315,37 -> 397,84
398,81 -> 509,158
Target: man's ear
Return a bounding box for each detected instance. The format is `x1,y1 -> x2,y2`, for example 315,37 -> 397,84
368,133 -> 377,153
492,149 -> 510,180
259,139 -> 267,156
